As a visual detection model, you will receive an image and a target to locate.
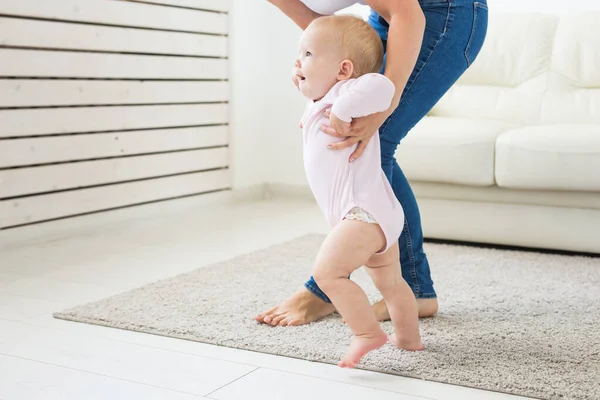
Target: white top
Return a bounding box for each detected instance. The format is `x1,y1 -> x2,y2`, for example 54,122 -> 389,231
300,0 -> 367,15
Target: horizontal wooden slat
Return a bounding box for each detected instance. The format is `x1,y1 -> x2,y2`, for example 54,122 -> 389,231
0,169 -> 230,228
0,0 -> 228,34
0,17 -> 227,57
0,148 -> 228,198
0,104 -> 228,137
0,81 -> 229,107
0,49 -> 228,79
124,0 -> 231,12
0,127 -> 229,168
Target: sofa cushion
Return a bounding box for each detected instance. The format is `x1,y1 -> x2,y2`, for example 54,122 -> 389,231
458,12 -> 558,87
430,13 -> 558,125
541,12 -> 600,125
551,13 -> 600,89
396,117 -> 516,186
495,124 -> 600,191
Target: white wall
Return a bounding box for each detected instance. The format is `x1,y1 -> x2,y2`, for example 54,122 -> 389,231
229,0 -> 600,190
230,0 -> 307,189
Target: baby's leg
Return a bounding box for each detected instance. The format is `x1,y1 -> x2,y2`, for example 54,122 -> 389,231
312,219 -> 388,368
365,244 -> 424,351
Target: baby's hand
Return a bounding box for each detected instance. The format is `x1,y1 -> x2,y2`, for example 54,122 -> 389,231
325,109 -> 351,135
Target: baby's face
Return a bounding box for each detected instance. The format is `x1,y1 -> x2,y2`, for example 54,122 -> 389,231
294,25 -> 342,101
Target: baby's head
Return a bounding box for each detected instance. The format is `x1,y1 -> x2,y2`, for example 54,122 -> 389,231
294,15 -> 384,101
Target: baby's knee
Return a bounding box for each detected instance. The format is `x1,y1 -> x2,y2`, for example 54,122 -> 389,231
313,263 -> 345,288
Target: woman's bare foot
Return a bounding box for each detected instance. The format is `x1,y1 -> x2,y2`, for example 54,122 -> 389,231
389,333 -> 424,351
372,297 -> 438,321
338,331 -> 388,368
255,287 -> 336,326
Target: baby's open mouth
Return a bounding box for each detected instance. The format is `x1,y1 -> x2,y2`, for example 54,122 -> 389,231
297,74 -> 306,81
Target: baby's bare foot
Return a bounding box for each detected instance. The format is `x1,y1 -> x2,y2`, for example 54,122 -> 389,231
389,333 -> 424,351
338,332 -> 388,368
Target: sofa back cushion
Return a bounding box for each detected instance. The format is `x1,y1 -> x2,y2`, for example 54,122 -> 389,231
541,13 -> 600,124
430,11 -> 600,125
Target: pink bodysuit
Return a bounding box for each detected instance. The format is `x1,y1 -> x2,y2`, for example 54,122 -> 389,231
300,73 -> 404,253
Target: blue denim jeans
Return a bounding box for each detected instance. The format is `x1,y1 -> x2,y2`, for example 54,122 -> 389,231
304,0 -> 489,302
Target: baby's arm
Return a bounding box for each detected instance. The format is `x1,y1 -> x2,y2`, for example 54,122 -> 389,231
331,74 -> 396,122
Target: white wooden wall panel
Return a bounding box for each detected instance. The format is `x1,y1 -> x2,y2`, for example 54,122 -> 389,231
0,17 -> 228,57
0,0 -> 228,34
125,0 -> 231,12
0,81 -> 229,107
1,104 -> 228,137
0,50 -> 228,79
1,148 -> 229,198
0,170 -> 230,228
0,0 -> 230,229
0,127 -> 229,168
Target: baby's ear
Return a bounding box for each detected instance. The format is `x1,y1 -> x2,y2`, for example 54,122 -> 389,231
337,59 -> 355,80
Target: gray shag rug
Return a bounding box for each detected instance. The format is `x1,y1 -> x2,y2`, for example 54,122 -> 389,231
54,234 -> 600,400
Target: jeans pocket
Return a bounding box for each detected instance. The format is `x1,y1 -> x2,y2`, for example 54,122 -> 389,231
464,2 -> 488,67
419,0 -> 449,4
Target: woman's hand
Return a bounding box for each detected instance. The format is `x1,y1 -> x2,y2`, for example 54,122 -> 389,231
328,112 -> 351,136
321,109 -> 392,162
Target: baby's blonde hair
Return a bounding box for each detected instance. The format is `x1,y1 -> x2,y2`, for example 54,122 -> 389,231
310,14 -> 384,77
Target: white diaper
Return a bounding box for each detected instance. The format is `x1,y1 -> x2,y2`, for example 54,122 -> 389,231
343,207 -> 378,224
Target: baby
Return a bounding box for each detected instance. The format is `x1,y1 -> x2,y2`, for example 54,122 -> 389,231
294,15 -> 424,368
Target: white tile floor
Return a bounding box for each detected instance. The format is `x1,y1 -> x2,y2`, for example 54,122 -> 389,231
0,197 -> 533,400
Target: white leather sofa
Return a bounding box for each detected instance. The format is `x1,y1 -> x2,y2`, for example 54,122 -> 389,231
397,11 -> 600,253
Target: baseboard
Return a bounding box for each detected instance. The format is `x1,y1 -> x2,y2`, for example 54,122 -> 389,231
231,183 -> 269,203
0,189 -> 236,250
231,183 -> 315,202
424,238 -> 600,258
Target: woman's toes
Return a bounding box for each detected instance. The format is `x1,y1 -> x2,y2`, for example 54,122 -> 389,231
271,315 -> 286,326
256,306 -> 278,324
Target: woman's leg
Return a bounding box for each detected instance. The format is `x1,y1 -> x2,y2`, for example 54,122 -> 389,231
372,0 -> 489,319
256,0 -> 488,326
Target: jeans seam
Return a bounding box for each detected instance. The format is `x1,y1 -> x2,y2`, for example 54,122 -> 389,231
402,218 -> 420,296
465,2 -> 487,67
442,0 -> 452,34
379,107 -> 397,136
380,15 -> 449,143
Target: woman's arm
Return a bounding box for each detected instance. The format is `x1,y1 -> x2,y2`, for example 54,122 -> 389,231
267,0 -> 323,30
323,0 -> 425,161
367,0 -> 425,109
